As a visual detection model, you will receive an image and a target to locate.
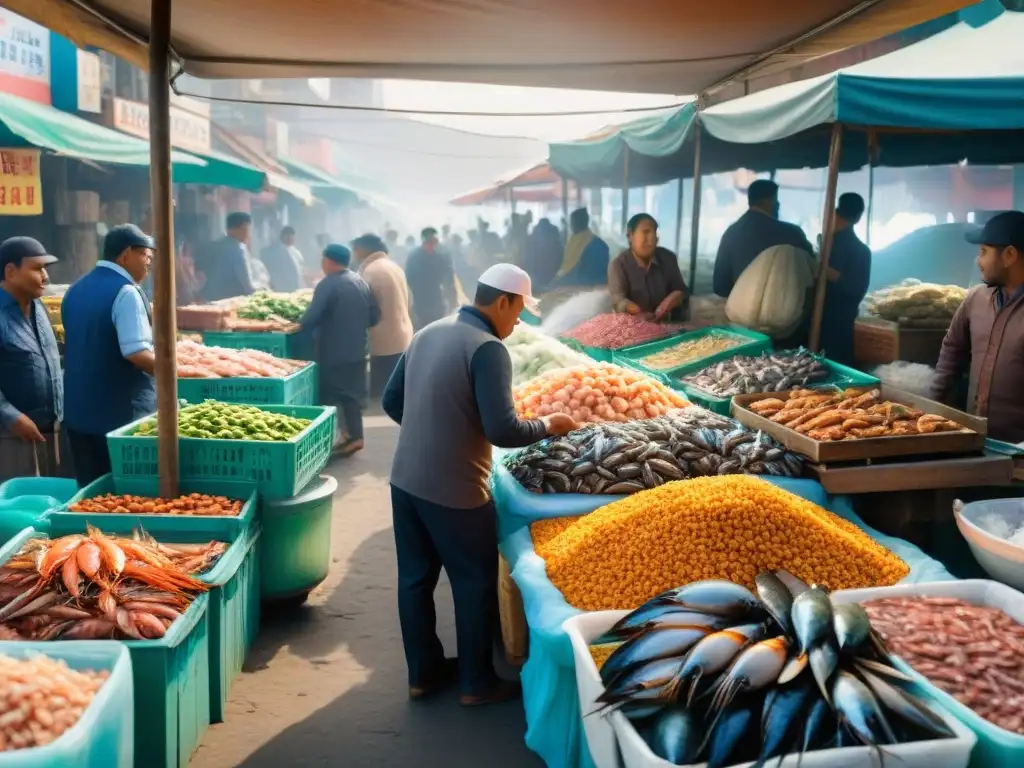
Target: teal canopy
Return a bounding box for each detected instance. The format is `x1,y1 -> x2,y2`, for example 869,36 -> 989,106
0,91 -> 203,170
548,104 -> 696,188
279,157 -> 361,205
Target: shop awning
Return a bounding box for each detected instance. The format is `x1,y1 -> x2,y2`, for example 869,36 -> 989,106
278,157 -> 361,206
549,105 -> 697,188
0,91 -> 203,169
16,0 -> 975,95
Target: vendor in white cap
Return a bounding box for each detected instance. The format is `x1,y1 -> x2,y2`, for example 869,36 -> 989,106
382,262 -> 577,707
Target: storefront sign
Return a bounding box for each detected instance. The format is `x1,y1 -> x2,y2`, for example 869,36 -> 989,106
113,96 -> 211,154
76,49 -> 100,113
0,11 -> 50,104
0,149 -> 42,215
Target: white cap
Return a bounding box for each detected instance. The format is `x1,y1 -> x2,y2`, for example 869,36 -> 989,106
478,263 -> 540,314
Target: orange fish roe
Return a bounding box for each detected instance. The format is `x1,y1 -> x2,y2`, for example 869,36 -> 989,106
588,643 -> 621,671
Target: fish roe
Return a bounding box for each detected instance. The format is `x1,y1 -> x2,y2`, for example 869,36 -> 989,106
0,654 -> 109,751
531,475 -> 909,611
588,643 -> 621,671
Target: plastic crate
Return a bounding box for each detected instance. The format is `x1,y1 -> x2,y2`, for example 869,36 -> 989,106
0,529 -> 211,768
201,329 -> 298,359
107,404 -> 337,502
0,476 -> 79,502
0,641 -> 134,768
612,325 -> 771,383
177,362 -> 317,406
260,474 -> 336,602
50,474 -> 257,541
674,353 -> 879,415
198,523 -> 262,722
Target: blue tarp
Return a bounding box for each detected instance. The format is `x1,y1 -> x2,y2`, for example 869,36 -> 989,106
493,467 -> 956,768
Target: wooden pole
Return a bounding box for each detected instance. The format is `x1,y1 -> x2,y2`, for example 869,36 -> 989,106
149,0 -> 179,497
687,122 -> 703,292
621,147 -> 630,233
673,176 -> 685,258
808,123 -> 844,353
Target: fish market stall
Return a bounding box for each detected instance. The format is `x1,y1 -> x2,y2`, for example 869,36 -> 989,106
177,291 -> 313,359
559,314 -> 687,362
506,324 -> 592,386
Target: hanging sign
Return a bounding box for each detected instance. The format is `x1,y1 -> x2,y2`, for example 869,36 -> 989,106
0,149 -> 42,215
76,49 -> 100,113
0,11 -> 50,104
113,96 -> 211,154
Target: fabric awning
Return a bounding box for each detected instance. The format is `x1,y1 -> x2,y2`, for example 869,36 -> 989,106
0,91 -> 203,169
278,157 -> 361,205
15,0 -> 974,95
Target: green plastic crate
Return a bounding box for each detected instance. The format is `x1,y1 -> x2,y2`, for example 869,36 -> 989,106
198,523 -> 262,723
201,329 -> 312,360
675,353 -> 881,416
612,326 -> 772,383
260,474 -> 335,602
177,362 -> 317,406
50,474 -> 257,541
107,405 -> 337,502
0,528 -> 211,768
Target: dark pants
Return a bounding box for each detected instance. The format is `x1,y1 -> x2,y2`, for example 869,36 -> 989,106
391,484 -> 499,696
65,427 -> 112,487
0,424 -> 74,483
370,354 -> 402,400
320,361 -> 367,443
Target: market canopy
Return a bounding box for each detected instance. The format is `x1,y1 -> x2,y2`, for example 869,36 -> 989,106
549,105 -> 696,188
0,91 -> 203,170
16,0 -> 974,94
278,157 -> 362,207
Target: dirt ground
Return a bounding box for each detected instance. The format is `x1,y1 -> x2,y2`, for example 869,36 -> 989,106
191,414 -> 545,768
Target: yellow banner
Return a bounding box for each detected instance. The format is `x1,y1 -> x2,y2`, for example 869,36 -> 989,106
0,149 -> 42,215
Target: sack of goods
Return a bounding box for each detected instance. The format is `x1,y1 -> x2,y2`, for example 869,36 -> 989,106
725,245 -> 816,339
864,279 -> 967,328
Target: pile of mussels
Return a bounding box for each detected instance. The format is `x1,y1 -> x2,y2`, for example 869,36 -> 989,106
506,410 -> 803,495
591,572 -> 956,767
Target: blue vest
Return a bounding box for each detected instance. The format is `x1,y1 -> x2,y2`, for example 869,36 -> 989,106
62,266 -> 156,435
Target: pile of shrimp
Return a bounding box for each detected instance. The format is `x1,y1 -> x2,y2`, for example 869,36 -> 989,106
0,526 -> 225,641
0,653 -> 110,750
176,339 -> 308,378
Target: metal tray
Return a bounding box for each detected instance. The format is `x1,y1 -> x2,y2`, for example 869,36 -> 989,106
730,384 -> 987,463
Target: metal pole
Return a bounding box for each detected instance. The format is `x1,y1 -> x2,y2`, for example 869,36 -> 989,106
561,176 -> 570,244
673,176 -> 685,257
808,123 -> 844,353
688,122 -> 703,292
866,162 -> 875,248
508,185 -> 516,214
620,147 -> 630,233
149,0 -> 179,497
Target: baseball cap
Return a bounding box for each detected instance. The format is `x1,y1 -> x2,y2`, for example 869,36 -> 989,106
964,210 -> 1024,250
104,223 -> 155,261
0,236 -> 57,271
478,263 -> 540,314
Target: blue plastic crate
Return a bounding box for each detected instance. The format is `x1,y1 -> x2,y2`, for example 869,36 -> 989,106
50,474 -> 257,542
0,641 -> 134,768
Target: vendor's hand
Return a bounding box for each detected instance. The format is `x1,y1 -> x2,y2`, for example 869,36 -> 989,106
654,298 -> 673,320
542,413 -> 579,436
10,414 -> 45,443
826,267 -> 840,282
624,301 -> 642,315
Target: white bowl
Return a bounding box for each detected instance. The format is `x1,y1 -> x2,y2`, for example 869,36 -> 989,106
954,498 -> 1024,591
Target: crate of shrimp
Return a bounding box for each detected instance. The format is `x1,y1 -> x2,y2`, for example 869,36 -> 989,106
177,340 -> 317,406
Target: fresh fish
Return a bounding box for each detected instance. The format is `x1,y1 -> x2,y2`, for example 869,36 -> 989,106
754,572 -> 793,636
809,642 -> 839,703
596,607 -> 729,644
779,586 -> 834,682
774,569 -> 810,598
703,699 -> 759,768
833,603 -> 871,653
600,626 -> 711,684
854,657 -> 915,684
676,622 -> 767,705
598,656 -> 688,701
800,696 -> 836,755
757,680 -> 815,767
856,666 -> 954,740
833,669 -> 898,747
655,580 -> 761,620
649,707 -> 701,765
710,636 -> 790,713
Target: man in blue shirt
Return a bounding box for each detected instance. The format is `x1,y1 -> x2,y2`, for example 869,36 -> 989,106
62,224 -> 157,486
0,237 -> 65,481
299,244 -> 380,458
202,212 -> 256,301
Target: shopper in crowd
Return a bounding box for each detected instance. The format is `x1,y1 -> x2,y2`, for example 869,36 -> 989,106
819,193 -> 872,366
203,212 -> 256,301
382,264 -> 577,706
0,237 -> 67,481
386,229 -> 407,268
299,244 -> 380,458
608,213 -> 688,322
551,207 -> 611,289
932,211 -> 1024,443
62,224 -> 157,485
351,233 -> 414,399
523,217 -> 562,291
404,227 -> 458,330
713,179 -> 814,299
261,225 -> 306,293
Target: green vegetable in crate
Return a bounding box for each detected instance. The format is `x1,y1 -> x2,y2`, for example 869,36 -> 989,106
236,291 -> 310,322
134,400 -> 312,441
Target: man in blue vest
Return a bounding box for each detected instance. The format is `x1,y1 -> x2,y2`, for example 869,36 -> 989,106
62,224 -> 157,486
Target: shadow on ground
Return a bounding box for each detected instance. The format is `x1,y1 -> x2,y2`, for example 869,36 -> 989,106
192,416 -> 543,768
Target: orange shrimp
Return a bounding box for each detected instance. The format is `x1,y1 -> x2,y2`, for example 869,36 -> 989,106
38,536 -> 83,579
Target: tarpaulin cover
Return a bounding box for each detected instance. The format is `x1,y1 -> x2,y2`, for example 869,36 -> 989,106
493,465 -> 956,768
